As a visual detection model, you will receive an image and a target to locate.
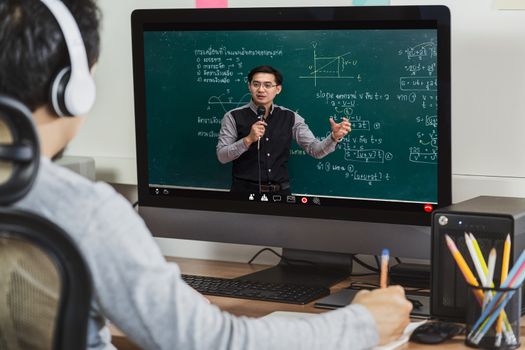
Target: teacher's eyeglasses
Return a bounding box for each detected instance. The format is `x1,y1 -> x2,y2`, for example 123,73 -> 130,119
251,81 -> 278,90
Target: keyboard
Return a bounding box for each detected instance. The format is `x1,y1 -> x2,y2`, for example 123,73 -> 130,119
182,274 -> 330,305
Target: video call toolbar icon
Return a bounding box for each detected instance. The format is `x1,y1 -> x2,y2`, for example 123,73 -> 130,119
153,188 -> 169,195
286,195 -> 296,204
249,193 -> 255,201
272,195 -> 282,202
261,194 -> 269,202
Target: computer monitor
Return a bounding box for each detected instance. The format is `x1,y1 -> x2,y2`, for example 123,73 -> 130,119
131,5 -> 451,287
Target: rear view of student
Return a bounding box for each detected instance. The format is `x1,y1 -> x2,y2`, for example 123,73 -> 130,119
0,0 -> 412,349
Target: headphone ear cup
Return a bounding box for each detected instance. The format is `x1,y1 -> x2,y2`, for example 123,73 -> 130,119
40,0 -> 96,117
50,67 -> 72,117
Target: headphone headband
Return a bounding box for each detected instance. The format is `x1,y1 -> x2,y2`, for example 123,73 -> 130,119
40,0 -> 96,116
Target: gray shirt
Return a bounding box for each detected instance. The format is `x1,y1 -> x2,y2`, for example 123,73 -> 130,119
14,157 -> 379,350
216,101 -> 338,164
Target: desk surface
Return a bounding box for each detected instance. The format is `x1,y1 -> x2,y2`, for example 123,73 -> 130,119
111,257 -> 525,350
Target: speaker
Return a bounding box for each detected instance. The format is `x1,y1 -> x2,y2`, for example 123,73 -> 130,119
431,196 -> 525,321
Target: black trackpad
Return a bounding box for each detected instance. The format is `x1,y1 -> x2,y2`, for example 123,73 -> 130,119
314,289 -> 430,317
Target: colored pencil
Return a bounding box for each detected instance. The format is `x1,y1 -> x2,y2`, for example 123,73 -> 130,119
465,233 -> 486,287
380,248 -> 389,288
486,248 -> 497,287
495,234 -> 511,346
470,232 -> 489,276
445,235 -> 483,301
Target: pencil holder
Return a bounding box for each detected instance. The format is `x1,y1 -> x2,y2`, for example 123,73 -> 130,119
465,284 -> 521,350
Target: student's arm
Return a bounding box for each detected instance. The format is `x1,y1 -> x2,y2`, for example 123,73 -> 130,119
83,188 -> 383,350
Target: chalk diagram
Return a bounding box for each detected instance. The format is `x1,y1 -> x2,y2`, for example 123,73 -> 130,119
207,91 -> 252,113
299,42 -> 361,87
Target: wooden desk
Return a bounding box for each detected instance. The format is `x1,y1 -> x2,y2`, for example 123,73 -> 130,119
111,257 -> 525,350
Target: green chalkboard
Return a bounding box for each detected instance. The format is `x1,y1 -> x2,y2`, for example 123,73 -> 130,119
144,29 -> 438,203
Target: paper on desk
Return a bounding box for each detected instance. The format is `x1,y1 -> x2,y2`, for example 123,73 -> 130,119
264,311 -> 426,350
374,320 -> 426,350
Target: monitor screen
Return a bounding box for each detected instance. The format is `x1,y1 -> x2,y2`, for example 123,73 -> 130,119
132,6 -> 451,263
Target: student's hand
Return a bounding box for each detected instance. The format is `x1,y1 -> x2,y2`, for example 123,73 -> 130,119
351,285 -> 412,345
244,120 -> 267,146
329,117 -> 351,142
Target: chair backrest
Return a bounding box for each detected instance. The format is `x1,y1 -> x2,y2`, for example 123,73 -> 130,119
0,94 -> 92,350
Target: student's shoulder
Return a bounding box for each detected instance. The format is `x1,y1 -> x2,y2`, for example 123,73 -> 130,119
14,158 -> 126,237
38,158 -> 117,206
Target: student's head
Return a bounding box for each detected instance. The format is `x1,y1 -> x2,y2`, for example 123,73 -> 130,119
0,0 -> 101,113
247,65 -> 283,108
0,0 -> 101,158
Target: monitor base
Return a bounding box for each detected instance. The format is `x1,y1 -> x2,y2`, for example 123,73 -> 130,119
236,248 -> 353,288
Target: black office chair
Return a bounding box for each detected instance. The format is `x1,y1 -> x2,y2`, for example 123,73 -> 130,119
0,95 -> 92,350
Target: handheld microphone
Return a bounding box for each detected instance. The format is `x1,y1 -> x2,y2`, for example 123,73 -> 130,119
256,106 -> 266,150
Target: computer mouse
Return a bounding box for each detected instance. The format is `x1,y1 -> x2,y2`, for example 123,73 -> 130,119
409,321 -> 464,344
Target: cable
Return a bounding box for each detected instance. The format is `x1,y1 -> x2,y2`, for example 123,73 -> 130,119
248,248 -> 277,264
352,255 -> 380,273
258,140 -> 262,193
247,247 -> 315,266
132,201 -> 139,208
256,108 -> 265,193
373,255 -> 380,269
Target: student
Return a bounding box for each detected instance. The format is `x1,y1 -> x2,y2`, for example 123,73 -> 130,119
216,65 -> 352,194
0,1 -> 412,349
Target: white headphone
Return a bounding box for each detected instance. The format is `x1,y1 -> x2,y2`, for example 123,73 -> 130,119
40,0 -> 96,117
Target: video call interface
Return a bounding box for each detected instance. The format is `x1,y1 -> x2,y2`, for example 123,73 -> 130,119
142,26 -> 440,212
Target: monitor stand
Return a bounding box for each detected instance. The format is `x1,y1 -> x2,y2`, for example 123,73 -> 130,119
234,248 -> 353,288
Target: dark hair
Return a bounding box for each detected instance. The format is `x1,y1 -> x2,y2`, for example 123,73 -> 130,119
0,0 -> 101,112
247,65 -> 283,86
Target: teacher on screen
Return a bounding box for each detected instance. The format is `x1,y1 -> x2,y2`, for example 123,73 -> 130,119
216,65 -> 351,195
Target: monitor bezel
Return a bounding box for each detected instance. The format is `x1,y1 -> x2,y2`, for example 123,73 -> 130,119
131,5 -> 451,228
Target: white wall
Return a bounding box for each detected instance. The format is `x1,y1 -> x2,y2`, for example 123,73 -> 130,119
66,0 -> 525,262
